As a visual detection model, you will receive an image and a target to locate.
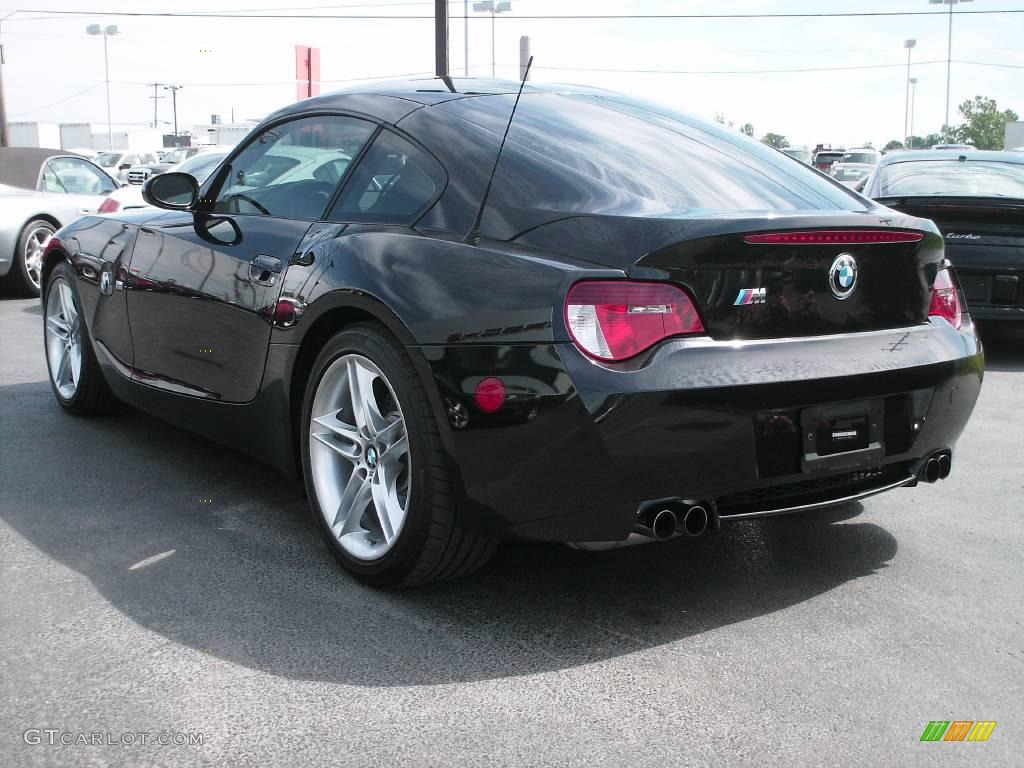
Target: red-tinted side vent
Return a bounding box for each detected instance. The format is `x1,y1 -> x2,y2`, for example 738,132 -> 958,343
744,230 -> 924,245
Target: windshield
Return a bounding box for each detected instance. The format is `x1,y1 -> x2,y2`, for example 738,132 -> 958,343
878,160 -> 1024,198
177,152 -> 229,182
842,151 -> 878,164
95,152 -> 122,168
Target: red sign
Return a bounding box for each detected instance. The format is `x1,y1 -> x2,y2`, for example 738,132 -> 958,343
295,45 -> 321,101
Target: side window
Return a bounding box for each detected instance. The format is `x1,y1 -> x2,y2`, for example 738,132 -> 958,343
211,115 -> 375,220
326,130 -> 444,223
41,162 -> 66,193
47,158 -> 116,195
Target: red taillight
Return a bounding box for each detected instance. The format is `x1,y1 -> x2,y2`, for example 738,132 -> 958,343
744,230 -> 924,245
98,196 -> 121,214
565,281 -> 705,362
929,268 -> 963,330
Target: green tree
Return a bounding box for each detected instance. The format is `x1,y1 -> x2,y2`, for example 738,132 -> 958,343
884,139 -> 905,151
761,132 -> 788,149
741,123 -> 755,137
950,96 -> 1019,150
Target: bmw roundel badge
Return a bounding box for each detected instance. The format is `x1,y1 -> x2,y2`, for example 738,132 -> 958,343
829,254 -> 858,300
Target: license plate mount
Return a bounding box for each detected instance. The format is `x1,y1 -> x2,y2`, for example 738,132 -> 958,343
800,399 -> 884,473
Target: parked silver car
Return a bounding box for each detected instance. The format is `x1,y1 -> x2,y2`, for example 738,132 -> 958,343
0,148 -> 118,296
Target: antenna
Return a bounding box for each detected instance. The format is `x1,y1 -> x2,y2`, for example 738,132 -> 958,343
464,55 -> 533,246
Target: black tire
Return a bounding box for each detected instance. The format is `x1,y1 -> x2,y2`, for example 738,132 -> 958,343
44,262 -> 119,416
6,218 -> 54,297
301,322 -> 497,587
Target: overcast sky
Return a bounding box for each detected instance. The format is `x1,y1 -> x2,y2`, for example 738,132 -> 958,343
2,0 -> 1022,148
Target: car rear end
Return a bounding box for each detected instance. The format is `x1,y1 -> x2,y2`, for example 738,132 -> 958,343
872,155 -> 1024,323
813,151 -> 844,172
420,91 -> 983,545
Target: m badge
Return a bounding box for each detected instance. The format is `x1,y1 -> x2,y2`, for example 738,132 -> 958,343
734,288 -> 766,306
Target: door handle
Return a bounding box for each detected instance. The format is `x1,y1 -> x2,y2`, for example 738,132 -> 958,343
249,253 -> 283,285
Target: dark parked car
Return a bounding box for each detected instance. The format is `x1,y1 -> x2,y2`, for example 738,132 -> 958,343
39,79 -> 982,586
863,150 -> 1024,322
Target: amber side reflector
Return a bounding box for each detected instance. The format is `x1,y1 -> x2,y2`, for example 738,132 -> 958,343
744,230 -> 925,245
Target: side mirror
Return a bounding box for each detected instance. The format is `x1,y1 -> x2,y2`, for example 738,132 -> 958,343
142,172 -> 199,210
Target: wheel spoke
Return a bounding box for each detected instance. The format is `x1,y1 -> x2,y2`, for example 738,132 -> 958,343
311,409 -> 361,461
56,347 -> 71,388
69,344 -> 82,386
347,358 -> 386,437
370,479 -> 397,544
46,315 -> 68,341
379,433 -> 408,467
376,417 -> 404,450
339,476 -> 374,536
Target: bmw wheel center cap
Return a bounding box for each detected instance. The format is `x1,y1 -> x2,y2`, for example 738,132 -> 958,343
829,254 -> 858,300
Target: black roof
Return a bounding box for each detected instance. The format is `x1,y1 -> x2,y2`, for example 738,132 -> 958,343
0,147 -> 84,189
268,77 -> 608,123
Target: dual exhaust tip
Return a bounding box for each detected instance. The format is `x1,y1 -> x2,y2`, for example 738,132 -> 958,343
919,452 -> 952,484
639,504 -> 709,541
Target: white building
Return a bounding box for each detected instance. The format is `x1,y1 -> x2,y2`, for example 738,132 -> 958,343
8,121 -> 163,152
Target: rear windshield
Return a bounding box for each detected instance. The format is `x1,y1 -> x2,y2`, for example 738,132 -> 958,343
842,151 -> 878,164
782,148 -> 812,163
814,153 -> 843,164
878,160 -> 1024,198
442,92 -> 864,215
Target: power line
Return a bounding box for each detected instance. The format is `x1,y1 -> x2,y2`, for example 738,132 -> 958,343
9,82 -> 104,117
4,7 -> 1024,20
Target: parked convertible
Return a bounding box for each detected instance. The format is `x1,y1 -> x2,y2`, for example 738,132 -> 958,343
0,147 -> 118,295
863,150 -> 1024,323
40,79 -> 982,586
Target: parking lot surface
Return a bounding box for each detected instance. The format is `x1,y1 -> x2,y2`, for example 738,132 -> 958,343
1,294 -> 1021,767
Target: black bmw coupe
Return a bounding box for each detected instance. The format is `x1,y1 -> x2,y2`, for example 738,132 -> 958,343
40,79 -> 982,586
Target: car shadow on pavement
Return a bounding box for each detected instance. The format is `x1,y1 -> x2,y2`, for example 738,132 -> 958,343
0,379 -> 897,687
976,323 -> 1024,373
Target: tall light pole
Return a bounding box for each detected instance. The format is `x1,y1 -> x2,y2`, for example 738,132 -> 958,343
464,0 -> 469,76
908,78 -> 919,148
903,39 -> 916,147
929,0 -> 973,142
86,23 -> 118,150
472,1 -> 511,78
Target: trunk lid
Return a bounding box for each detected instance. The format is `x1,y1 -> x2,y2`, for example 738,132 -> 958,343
516,210 -> 944,341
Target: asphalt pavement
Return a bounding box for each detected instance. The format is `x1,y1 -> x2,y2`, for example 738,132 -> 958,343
1,293 -> 1021,767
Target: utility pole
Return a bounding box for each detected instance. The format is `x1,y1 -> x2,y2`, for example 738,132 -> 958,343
464,0 -> 469,76
929,0 -> 974,143
164,85 -> 182,141
148,82 -> 164,129
908,78 -> 919,148
473,2 -> 511,78
0,11 -> 14,148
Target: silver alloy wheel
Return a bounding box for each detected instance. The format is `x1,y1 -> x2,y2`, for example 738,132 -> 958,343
45,278 -> 83,399
23,225 -> 52,290
309,353 -> 411,561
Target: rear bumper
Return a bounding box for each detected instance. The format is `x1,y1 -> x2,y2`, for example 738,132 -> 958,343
419,320 -> 983,542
